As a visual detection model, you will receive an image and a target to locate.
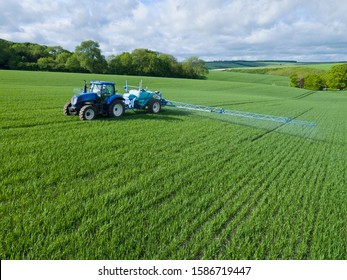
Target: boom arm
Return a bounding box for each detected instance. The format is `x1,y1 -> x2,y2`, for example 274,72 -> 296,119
164,100 -> 316,127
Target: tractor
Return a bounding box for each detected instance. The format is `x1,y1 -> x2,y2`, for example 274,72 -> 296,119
64,80 -> 166,120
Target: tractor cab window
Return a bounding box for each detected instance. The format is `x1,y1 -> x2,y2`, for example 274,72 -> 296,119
102,84 -> 115,95
90,84 -> 101,94
90,83 -> 114,98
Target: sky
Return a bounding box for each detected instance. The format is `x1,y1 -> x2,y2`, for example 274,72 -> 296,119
1,0 -> 347,62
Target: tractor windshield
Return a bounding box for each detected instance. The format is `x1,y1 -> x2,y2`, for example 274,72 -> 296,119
90,83 -> 101,94
90,83 -> 115,95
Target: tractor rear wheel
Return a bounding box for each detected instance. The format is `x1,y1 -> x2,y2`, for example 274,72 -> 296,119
79,105 -> 96,121
148,99 -> 161,113
64,102 -> 72,115
108,99 -> 125,118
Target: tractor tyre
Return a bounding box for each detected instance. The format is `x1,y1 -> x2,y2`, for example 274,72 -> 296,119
148,99 -> 161,114
108,99 -> 125,118
79,105 -> 96,121
64,102 -> 72,115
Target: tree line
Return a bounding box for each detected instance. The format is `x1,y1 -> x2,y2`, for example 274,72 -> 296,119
0,39 -> 208,79
290,64 -> 347,90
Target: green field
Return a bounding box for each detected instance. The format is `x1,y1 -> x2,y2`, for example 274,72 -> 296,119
1,70 -> 346,259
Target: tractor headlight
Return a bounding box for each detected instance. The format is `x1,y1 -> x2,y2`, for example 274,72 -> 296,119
71,95 -> 78,105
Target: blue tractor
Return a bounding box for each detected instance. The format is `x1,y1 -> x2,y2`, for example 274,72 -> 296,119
64,80 -> 166,120
64,81 -> 125,120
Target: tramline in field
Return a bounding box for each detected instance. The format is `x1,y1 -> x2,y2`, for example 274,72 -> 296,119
64,80 -> 316,127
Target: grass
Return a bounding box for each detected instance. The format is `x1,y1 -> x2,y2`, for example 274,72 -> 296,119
0,70 -> 346,260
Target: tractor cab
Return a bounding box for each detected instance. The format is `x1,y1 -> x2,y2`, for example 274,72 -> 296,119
89,81 -> 116,101
64,80 -> 125,120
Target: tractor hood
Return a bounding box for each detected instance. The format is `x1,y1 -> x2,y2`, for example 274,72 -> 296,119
71,92 -> 98,105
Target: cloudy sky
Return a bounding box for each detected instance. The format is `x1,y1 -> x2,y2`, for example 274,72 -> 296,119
1,0 -> 347,61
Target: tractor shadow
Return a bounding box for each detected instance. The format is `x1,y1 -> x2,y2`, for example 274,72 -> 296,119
97,108 -> 193,122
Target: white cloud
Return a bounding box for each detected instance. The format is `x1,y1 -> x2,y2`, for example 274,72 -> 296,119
1,0 -> 347,61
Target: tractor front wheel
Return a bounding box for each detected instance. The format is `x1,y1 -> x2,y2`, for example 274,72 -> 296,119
148,99 -> 161,114
64,102 -> 72,115
79,105 -> 96,121
108,99 -> 125,118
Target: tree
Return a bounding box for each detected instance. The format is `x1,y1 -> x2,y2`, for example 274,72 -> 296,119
290,73 -> 299,87
27,44 -> 47,62
75,40 -> 107,73
108,52 -> 134,75
65,53 -> 84,72
303,74 -> 325,90
325,64 -> 347,90
37,57 -> 57,71
46,46 -> 66,58
55,52 -> 72,71
181,56 -> 209,79
0,39 -> 11,69
131,49 -> 158,76
157,54 -> 180,77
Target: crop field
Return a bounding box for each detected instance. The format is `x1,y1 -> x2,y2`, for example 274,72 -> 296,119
1,70 -> 346,260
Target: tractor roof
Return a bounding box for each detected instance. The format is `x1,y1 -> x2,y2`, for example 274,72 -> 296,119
90,81 -> 115,85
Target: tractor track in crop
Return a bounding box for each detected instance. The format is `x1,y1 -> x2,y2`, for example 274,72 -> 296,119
187,135 -> 302,259
208,136 -> 306,259
293,90 -> 316,100
161,135 -> 270,258
143,135 -> 260,256
213,163 -> 290,258
261,141 -> 325,259
295,165 -> 327,259
173,176 -> 253,258
274,141 -> 324,259
300,139 -> 331,259
105,129 -> 256,255
258,136 -> 331,259
231,150 -> 309,259
161,141 -> 268,258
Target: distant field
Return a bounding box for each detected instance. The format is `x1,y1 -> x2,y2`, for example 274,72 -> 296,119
297,63 -> 343,71
224,66 -> 327,77
218,62 -> 347,81
205,60 -> 345,70
1,70 -> 346,259
205,60 -> 298,69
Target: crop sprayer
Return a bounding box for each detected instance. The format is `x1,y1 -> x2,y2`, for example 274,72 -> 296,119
64,80 -> 316,127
